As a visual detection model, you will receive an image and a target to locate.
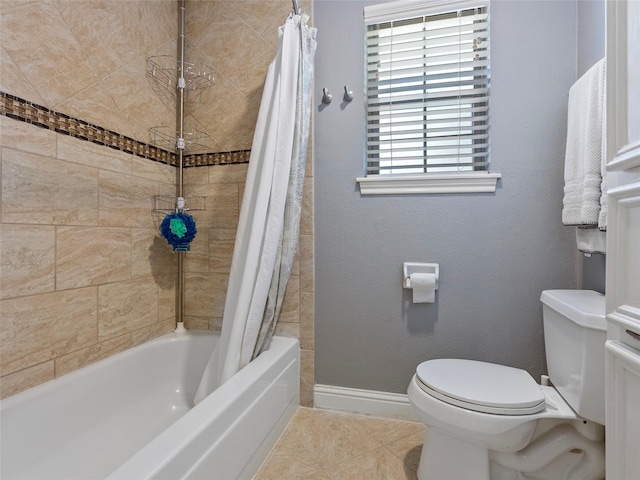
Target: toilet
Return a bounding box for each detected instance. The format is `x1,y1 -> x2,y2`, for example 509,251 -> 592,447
407,290 -> 606,480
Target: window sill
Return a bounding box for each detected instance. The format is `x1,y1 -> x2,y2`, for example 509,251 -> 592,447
356,172 -> 502,195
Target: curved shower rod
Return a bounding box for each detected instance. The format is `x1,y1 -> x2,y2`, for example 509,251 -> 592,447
292,0 -> 300,15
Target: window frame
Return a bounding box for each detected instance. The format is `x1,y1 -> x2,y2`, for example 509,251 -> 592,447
357,0 -> 500,195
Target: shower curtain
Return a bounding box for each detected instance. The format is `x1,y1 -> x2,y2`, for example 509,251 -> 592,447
194,13 -> 316,404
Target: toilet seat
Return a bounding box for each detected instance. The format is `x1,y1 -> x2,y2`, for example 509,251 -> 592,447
415,359 -> 546,415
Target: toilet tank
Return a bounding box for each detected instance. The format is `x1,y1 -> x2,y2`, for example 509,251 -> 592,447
540,290 -> 606,425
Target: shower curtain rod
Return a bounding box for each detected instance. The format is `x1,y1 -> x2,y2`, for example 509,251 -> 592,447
292,0 -> 300,15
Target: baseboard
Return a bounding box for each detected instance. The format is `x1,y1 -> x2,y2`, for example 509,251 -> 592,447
313,384 -> 419,422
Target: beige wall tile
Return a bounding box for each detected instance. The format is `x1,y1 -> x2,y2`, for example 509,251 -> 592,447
291,247 -> 300,276
184,272 -> 228,318
300,348 -> 314,407
157,278 -> 177,323
279,275 -> 300,323
131,317 -> 174,346
101,55 -> 175,142
132,229 -> 177,279
2,148 -> 99,225
132,156 -> 175,184
209,228 -> 236,273
300,292 -> 314,351
0,116 -> 56,156
57,82 -> 138,140
98,170 -> 158,229
188,74 -> 256,152
0,287 -> 98,376
300,176 -> 314,235
224,1 -> 293,43
274,321 -> 300,339
1,224 -> 55,299
191,3 -> 275,97
114,1 -> 176,60
54,0 -> 141,79
54,333 -> 132,377
157,180 -> 177,199
57,134 -> 131,175
131,316 -> 176,346
0,46 -> 44,104
299,234 -> 314,294
209,316 -> 223,332
0,361 -> 54,400
188,183 -> 239,229
56,227 -> 132,290
207,163 -> 249,185
183,166 -> 210,186
184,316 -> 211,331
0,2 -> 97,107
184,229 -> 210,273
98,278 -> 158,340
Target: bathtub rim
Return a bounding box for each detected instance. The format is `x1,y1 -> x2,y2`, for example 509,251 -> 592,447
0,330 -> 216,407
105,333 -> 300,479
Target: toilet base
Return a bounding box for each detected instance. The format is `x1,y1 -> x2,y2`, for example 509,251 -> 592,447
416,420 -> 605,480
418,427 -> 490,480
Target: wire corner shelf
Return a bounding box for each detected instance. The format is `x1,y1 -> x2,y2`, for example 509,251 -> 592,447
146,56 -> 215,93
149,126 -> 211,154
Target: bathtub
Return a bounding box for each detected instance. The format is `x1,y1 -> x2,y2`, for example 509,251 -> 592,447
0,331 -> 299,480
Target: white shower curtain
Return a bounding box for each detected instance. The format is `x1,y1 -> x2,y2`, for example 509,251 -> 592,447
194,14 -> 316,404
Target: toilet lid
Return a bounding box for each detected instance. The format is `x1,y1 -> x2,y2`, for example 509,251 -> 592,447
416,359 -> 545,415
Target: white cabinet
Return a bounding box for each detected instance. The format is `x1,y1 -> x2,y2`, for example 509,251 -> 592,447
606,341 -> 640,479
605,0 -> 640,476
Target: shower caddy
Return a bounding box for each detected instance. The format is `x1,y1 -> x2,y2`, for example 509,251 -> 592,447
147,0 -> 213,333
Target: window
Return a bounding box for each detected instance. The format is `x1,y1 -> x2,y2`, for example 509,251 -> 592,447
357,0 -> 500,194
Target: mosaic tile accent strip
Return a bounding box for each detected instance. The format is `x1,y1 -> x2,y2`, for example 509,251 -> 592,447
0,92 -> 250,168
183,150 -> 252,167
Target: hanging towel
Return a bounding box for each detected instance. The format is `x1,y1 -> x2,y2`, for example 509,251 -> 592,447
562,58 -> 606,227
576,227 -> 606,255
598,133 -> 608,230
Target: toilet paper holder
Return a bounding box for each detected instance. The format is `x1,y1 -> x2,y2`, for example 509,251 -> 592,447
403,262 -> 439,289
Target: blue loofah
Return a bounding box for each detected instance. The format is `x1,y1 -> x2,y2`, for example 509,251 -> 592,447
160,212 -> 197,251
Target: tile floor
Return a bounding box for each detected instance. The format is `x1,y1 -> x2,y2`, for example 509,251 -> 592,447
254,407 -> 424,480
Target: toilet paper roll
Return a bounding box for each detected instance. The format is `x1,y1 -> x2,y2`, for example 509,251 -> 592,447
409,273 -> 437,303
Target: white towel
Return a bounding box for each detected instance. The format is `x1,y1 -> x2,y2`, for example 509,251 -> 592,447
598,132 -> 608,230
562,58 -> 606,228
576,227 -> 606,255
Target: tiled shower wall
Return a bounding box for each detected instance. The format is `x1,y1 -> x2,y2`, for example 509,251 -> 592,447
1,0 -> 314,405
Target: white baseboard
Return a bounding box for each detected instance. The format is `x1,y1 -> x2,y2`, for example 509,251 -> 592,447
314,384 -> 419,422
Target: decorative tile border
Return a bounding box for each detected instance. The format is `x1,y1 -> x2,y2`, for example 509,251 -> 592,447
0,91 -> 251,168
183,150 -> 252,167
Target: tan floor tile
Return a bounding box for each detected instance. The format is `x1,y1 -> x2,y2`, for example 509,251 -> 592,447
255,441 -> 328,480
385,430 -> 424,479
255,408 -> 422,480
282,408 -> 383,469
326,446 -> 412,480
349,415 -> 424,446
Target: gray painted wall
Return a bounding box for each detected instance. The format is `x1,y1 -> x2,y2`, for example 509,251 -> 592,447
577,0 -> 607,293
313,0 -> 585,394
578,0 -> 606,77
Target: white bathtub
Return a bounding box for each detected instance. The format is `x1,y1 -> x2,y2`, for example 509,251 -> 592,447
0,331 -> 299,480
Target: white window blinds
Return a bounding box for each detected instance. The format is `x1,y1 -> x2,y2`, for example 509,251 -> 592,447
365,1 -> 490,175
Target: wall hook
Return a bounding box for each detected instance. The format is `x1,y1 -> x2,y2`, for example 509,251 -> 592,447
343,85 -> 354,102
322,87 -> 332,104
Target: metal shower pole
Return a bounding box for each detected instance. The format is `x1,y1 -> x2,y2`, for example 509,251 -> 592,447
175,0 -> 187,333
